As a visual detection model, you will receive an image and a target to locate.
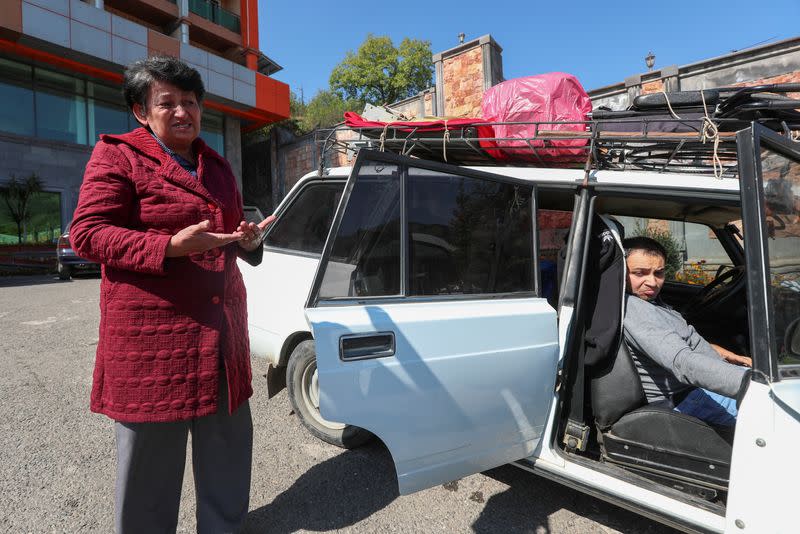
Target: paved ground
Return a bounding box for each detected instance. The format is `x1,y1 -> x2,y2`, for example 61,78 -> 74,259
0,275 -> 678,533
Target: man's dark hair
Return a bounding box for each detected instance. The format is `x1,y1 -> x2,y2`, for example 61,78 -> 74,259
623,236 -> 667,261
122,56 -> 205,112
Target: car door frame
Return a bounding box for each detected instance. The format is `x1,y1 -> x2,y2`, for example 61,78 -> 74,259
304,149 -> 564,495
725,123 -> 800,533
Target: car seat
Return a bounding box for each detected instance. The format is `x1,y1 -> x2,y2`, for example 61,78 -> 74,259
586,219 -> 735,498
591,343 -> 734,495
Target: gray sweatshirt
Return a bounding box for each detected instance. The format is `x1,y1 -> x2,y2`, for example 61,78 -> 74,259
623,294 -> 747,403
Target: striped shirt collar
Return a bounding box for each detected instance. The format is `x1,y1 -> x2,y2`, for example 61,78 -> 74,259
149,130 -> 198,177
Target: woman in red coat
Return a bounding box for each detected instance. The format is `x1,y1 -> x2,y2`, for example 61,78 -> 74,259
70,56 -> 273,533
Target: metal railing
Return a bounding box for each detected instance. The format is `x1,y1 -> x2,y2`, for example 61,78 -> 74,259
188,0 -> 241,34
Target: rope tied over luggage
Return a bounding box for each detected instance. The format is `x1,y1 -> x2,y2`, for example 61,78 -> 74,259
660,90 -> 723,179
661,91 -> 683,121
699,90 -> 723,180
379,123 -> 391,152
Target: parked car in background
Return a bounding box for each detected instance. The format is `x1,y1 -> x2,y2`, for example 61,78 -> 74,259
56,223 -> 98,280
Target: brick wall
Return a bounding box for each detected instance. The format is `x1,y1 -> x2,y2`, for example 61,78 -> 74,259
640,79 -> 665,95
442,47 -> 484,117
731,70 -> 800,99
282,141 -> 316,192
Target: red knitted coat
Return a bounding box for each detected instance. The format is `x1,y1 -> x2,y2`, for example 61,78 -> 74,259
71,128 -> 261,423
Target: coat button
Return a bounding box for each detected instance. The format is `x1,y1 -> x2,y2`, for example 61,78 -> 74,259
213,248 -> 222,257
207,202 -> 217,212
211,296 -> 220,304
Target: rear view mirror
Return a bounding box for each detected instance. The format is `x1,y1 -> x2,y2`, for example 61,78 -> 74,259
785,318 -> 800,356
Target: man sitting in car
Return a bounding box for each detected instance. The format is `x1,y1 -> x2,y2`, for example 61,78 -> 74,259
622,236 -> 752,426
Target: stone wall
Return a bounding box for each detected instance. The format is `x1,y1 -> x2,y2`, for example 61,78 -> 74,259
388,89 -> 436,119
590,36 -> 800,110
249,127 -> 360,211
441,46 -> 484,117
433,34 -> 504,119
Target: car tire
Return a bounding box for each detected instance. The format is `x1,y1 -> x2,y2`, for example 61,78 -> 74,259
286,339 -> 372,449
57,262 -> 72,280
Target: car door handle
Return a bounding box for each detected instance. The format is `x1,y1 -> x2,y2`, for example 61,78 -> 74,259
339,332 -> 396,361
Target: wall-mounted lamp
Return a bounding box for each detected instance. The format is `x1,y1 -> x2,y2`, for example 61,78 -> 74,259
645,51 -> 656,71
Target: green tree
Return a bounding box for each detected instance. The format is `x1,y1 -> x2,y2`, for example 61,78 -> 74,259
330,34 -> 433,105
0,173 -> 43,244
301,90 -> 362,131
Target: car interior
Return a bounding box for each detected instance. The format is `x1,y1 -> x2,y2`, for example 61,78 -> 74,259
549,188 -> 750,512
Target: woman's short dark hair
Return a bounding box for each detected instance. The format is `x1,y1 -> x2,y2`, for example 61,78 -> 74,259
122,56 -> 205,112
623,236 -> 667,261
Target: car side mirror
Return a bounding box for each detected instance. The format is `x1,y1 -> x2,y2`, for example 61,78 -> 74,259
785,318 -> 800,356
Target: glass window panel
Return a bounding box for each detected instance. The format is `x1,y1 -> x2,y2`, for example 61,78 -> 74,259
318,163 -> 401,299
0,58 -> 34,136
0,78 -> 34,137
88,99 -> 130,144
615,216 -> 732,285
35,68 -> 85,95
201,111 -> 225,155
538,209 -> 572,304
35,88 -> 87,144
407,170 -> 533,295
760,149 -> 800,376
0,189 -> 61,244
264,182 -> 344,255
88,82 -> 123,105
0,57 -> 33,83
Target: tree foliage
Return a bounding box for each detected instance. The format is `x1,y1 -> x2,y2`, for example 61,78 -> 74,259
330,34 -> 433,105
300,90 -> 363,132
0,173 -> 43,244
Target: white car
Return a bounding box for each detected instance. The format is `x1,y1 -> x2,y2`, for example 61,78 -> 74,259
243,123 -> 800,533
239,168 -> 372,447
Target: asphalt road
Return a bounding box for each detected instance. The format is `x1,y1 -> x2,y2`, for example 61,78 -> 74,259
0,275 -> 678,533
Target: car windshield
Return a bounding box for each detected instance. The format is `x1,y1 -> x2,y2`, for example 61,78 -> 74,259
761,149 -> 800,376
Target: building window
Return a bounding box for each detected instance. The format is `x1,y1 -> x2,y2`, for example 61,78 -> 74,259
88,82 -> 130,142
0,188 -> 62,245
0,57 -> 226,151
0,58 -> 34,137
34,69 -> 88,145
202,111 -> 225,156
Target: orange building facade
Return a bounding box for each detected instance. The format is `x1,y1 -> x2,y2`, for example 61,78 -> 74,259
0,0 -> 289,238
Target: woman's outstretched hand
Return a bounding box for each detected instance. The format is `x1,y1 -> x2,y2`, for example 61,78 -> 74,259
165,220 -> 243,257
237,215 -> 277,251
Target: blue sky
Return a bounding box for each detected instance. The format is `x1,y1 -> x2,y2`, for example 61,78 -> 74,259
258,0 -> 799,102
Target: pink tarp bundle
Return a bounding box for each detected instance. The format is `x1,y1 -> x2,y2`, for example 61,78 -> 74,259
480,72 -> 592,163
342,72 -> 591,165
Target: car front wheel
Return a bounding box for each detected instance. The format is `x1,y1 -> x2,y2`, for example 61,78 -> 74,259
57,262 -> 71,280
286,339 -> 372,449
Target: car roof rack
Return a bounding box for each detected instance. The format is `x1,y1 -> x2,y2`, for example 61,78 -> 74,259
317,117 -> 800,179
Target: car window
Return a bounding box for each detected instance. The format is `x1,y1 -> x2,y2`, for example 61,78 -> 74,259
407,168 -> 533,296
264,181 -> 344,255
318,163 -> 401,299
760,149 -> 800,376
614,216 -> 732,285
538,209 -> 572,303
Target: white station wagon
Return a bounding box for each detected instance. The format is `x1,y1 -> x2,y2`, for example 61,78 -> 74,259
241,122 -> 800,533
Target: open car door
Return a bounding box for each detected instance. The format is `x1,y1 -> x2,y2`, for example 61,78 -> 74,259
304,150 -> 560,495
726,124 -> 800,533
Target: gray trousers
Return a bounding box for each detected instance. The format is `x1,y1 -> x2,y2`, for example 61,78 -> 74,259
114,377 -> 252,534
